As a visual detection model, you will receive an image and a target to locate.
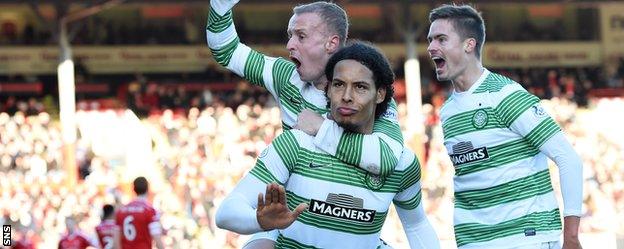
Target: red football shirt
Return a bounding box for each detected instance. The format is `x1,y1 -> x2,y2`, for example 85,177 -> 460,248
12,239 -> 35,249
95,220 -> 118,249
115,199 -> 162,249
58,232 -> 94,249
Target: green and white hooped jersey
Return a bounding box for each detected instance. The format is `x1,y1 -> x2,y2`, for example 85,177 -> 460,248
249,129 -> 423,249
440,70 -> 563,248
206,7 -> 403,178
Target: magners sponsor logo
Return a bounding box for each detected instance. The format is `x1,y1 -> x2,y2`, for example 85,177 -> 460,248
308,193 -> 375,223
450,147 -> 489,166
450,141 -> 490,166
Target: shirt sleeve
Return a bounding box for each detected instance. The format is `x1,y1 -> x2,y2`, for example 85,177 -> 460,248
538,133 -> 583,217
314,99 -> 404,178
392,152 -> 440,249
496,89 -> 583,217
206,1 -> 296,101
215,131 -> 299,234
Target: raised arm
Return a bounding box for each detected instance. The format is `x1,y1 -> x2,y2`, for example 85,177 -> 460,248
393,151 -> 440,249
206,0 -> 295,99
313,99 -> 403,178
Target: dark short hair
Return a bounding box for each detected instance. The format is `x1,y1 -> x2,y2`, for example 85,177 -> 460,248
429,4 -> 485,59
102,204 -> 115,220
293,1 -> 349,46
133,176 -> 149,195
324,41 -> 395,119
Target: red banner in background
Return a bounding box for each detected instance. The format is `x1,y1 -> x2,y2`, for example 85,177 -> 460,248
0,82 -> 43,94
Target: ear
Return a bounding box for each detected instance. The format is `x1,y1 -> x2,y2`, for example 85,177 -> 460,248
325,34 -> 341,53
375,87 -> 386,104
464,38 -> 477,54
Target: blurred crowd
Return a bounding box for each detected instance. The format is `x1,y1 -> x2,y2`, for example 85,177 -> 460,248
1,90 -> 623,248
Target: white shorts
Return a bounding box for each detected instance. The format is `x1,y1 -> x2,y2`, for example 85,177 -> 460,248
510,241 -> 561,249
242,231 -> 394,249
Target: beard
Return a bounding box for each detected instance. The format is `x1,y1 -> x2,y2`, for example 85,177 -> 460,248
336,120 -> 360,133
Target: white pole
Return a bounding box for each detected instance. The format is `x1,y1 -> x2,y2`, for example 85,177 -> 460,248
58,22 -> 78,187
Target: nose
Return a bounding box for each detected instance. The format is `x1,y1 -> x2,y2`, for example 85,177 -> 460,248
341,85 -> 353,103
427,40 -> 438,55
286,36 -> 296,51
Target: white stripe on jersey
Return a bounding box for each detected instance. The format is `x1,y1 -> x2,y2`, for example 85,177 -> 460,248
206,23 -> 238,50
453,154 -> 549,192
281,221 -> 381,249
454,191 -> 559,225
459,231 -> 561,249
227,44 -> 251,77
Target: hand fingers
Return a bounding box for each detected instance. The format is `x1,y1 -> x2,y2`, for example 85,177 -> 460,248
292,203 -> 309,218
257,192 -> 264,211
270,183 -> 280,204
278,185 -> 286,205
264,184 -> 272,205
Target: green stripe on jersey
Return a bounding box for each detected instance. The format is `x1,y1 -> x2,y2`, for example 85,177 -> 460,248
206,8 -> 233,33
373,118 -> 403,144
272,131 -> 299,170
272,58 -> 296,96
286,191 -> 388,234
244,50 -> 265,87
291,148 -> 419,193
282,121 -> 292,130
210,36 -> 239,66
336,133 -> 364,166
303,99 -> 329,114
524,118 -> 561,148
455,138 -> 539,176
496,90 -> 540,127
393,189 -> 422,210
442,108 -> 505,140
454,208 -> 562,247
249,160 -> 283,185
276,234 -> 319,249
278,83 -> 305,115
379,140 -> 398,177
398,156 -> 422,191
473,73 -> 515,94
454,169 -> 553,210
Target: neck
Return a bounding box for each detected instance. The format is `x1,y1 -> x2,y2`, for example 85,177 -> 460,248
452,59 -> 484,93
360,121 -> 374,134
312,76 -> 328,91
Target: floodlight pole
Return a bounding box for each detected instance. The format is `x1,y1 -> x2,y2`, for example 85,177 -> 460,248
402,1 -> 426,160
57,0 -> 125,188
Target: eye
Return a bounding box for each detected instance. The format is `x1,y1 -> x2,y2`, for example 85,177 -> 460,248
332,81 -> 344,87
355,83 -> 369,91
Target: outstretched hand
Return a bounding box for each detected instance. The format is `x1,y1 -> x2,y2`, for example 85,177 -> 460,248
256,183 -> 308,231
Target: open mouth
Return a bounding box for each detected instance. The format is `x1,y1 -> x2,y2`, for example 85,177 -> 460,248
290,56 -> 302,68
432,57 -> 446,70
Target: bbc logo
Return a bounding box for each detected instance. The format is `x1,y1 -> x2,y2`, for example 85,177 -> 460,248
2,225 -> 10,246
